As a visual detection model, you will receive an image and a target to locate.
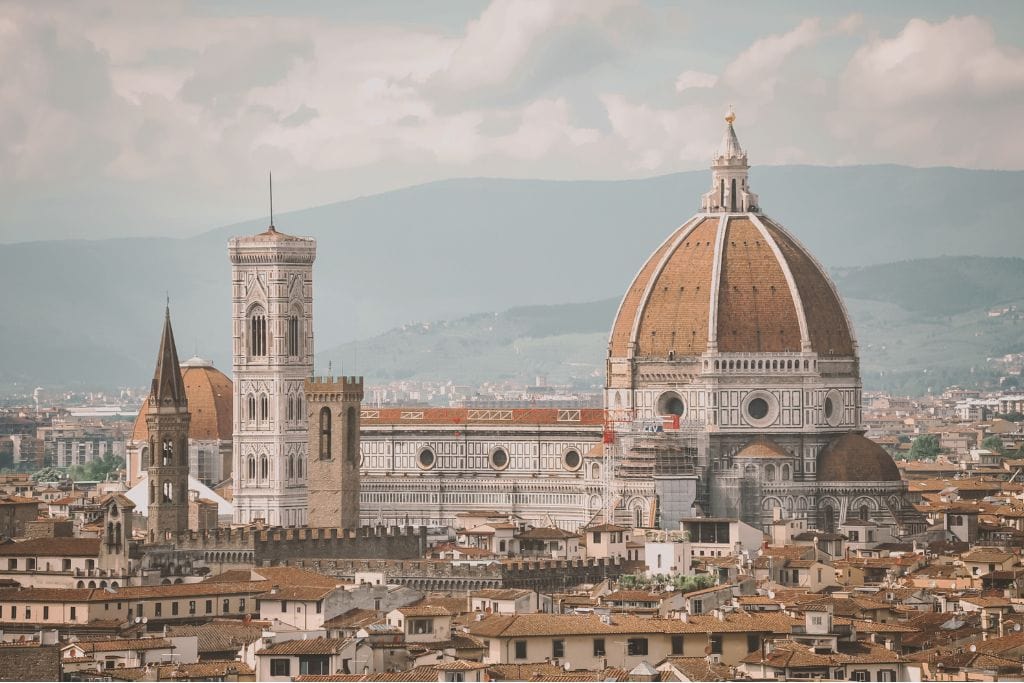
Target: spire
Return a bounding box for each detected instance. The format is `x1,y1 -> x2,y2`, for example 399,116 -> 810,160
151,304 -> 187,408
268,171 -> 276,233
700,108 -> 759,213
718,107 -> 744,159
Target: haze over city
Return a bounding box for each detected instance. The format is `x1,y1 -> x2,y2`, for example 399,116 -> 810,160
1,2 -> 1024,682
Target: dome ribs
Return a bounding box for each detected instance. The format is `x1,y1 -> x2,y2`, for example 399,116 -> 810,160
634,217 -> 719,358
761,219 -> 856,357
608,217 -> 704,358
716,217 -> 801,353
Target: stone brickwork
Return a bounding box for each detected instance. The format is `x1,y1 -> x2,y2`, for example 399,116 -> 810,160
0,644 -> 60,682
305,376 -> 364,529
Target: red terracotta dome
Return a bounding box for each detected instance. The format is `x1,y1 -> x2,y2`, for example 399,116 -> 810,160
132,357 -> 232,442
816,433 -> 902,483
608,214 -> 855,361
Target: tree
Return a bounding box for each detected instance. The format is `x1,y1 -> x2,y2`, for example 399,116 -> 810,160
908,434 -> 941,460
67,452 -> 125,482
30,466 -> 66,483
672,574 -> 716,593
982,435 -> 1007,456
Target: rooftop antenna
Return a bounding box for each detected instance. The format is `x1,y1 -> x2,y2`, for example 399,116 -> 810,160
328,360 -> 332,377
269,171 -> 275,230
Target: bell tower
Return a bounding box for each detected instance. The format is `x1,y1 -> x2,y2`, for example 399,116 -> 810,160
145,306 -> 191,541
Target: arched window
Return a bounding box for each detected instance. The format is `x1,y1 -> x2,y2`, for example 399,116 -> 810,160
860,504 -> 870,521
162,481 -> 173,503
730,178 -> 737,212
297,456 -> 303,479
822,506 -> 836,533
634,507 -> 644,528
161,438 -> 173,466
719,178 -> 724,207
287,314 -> 300,356
346,407 -> 358,464
260,394 -> 269,421
247,395 -> 256,422
296,394 -> 303,420
286,396 -> 294,421
249,307 -> 267,356
781,464 -> 791,481
764,464 -> 776,482
260,456 -> 269,481
319,407 -> 332,459
247,456 -> 255,481
287,455 -> 294,479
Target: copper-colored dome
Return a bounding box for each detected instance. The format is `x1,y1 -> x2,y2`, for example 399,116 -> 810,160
816,433 -> 902,483
608,214 -> 855,360
132,357 -> 232,442
735,436 -> 791,459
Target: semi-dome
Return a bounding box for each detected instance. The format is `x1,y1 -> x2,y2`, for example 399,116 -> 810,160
132,357 -> 232,442
608,113 -> 855,362
816,433 -> 902,483
735,436 -> 791,459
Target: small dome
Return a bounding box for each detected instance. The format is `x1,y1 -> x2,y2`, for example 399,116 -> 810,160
817,433 -> 902,482
133,362 -> 232,442
735,437 -> 790,459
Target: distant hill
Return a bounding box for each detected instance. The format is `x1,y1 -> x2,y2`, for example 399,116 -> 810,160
0,165 -> 1021,389
319,256 -> 1024,396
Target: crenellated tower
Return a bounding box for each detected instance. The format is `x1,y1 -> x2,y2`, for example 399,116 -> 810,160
305,376 -> 365,528
145,307 -> 191,541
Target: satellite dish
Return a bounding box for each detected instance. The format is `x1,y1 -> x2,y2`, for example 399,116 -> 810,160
1016,624 -> 1022,632
969,644 -> 977,653
563,662 -> 571,671
141,617 -> 148,624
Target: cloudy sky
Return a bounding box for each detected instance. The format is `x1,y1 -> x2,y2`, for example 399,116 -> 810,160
2,0 -> 1022,242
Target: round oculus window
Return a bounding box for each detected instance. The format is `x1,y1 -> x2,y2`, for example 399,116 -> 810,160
657,391 -> 686,417
824,390 -> 844,427
490,448 -> 509,470
417,448 -> 435,470
747,398 -> 769,420
824,397 -> 834,419
564,449 -> 581,471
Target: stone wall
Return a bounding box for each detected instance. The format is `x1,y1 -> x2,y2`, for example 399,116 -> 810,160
0,644 -> 60,681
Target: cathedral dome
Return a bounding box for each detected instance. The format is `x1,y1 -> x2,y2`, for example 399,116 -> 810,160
132,357 -> 232,442
608,114 -> 855,362
816,433 -> 902,483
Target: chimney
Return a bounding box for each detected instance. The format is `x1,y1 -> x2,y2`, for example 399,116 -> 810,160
680,612 -> 689,623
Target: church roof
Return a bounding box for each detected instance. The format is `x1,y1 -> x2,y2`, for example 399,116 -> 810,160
736,437 -> 791,459
133,359 -> 232,442
607,113 -> 855,361
817,433 -> 903,483
150,307 -> 187,408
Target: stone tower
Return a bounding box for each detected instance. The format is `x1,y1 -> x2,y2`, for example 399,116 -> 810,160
145,307 -> 191,541
305,376 -> 364,528
229,223 -> 316,527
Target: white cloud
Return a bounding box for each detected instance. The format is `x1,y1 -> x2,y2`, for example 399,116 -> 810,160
834,16 -> 1024,167
675,70 -> 717,93
721,18 -> 822,95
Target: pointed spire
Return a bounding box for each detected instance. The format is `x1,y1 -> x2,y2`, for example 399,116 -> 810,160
718,107 -> 744,159
151,304 -> 187,408
268,171 -> 276,233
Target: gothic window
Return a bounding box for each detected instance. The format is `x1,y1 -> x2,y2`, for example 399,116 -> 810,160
247,395 -> 256,422
247,456 -> 255,481
764,464 -> 775,481
286,396 -> 294,421
260,456 -> 269,481
345,407 -> 358,464
822,506 -> 836,533
287,314 -> 301,356
248,307 -> 267,357
319,407 -> 332,460
162,438 -> 174,466
296,394 -> 303,420
730,178 -> 737,212
287,455 -> 294,479
781,464 -> 791,480
162,481 -> 173,503
860,505 -> 870,521
297,456 -> 303,479
260,394 -> 269,421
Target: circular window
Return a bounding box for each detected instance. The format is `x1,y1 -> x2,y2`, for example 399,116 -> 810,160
563,449 -> 582,471
824,390 -> 844,427
417,447 -> 435,470
657,391 -> 686,417
748,398 -> 769,420
490,448 -> 509,470
742,391 -> 779,428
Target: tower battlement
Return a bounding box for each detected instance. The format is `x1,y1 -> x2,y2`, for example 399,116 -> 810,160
305,376 -> 364,401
